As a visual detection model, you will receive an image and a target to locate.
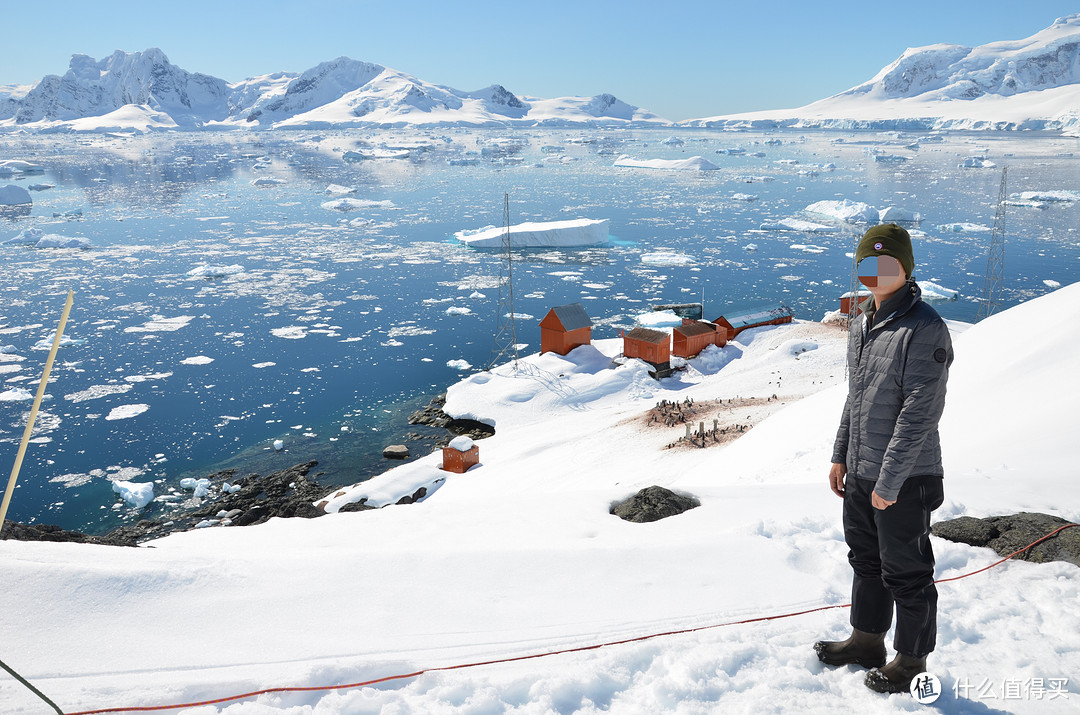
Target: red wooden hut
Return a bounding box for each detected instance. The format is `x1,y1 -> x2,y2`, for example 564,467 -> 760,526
840,290 -> 872,317
623,326 -> 670,365
672,319 -> 726,358
712,304 -> 794,341
539,303 -> 593,355
442,436 -> 480,474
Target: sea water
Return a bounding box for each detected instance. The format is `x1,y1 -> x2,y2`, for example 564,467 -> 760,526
1,128 -> 1077,534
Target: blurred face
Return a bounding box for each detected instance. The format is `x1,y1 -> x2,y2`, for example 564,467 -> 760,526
858,255 -> 905,287
858,255 -> 906,302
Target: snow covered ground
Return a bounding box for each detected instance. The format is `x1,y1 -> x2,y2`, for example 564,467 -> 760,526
2,284 -> 1078,713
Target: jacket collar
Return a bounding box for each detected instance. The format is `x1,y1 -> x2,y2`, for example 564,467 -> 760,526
861,279 -> 921,332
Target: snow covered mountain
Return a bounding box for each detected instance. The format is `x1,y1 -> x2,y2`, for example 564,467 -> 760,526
0,50 -> 668,131
686,14 -> 1080,132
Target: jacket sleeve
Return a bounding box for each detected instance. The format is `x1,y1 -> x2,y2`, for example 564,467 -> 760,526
832,393 -> 851,465
874,318 -> 953,500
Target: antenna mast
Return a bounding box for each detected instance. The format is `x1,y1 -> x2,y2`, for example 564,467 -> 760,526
977,165 -> 1007,321
488,193 -> 519,370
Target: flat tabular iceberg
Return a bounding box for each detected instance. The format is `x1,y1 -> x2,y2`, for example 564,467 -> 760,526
613,155 -> 719,171
455,218 -> 609,248
804,199 -> 877,224
187,264 -> 244,278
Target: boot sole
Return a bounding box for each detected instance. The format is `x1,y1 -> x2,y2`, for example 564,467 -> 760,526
813,642 -> 886,669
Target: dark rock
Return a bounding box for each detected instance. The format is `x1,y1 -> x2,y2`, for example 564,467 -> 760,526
395,486 -> 429,506
611,486 -> 700,523
408,392 -> 495,441
933,512 -> 1080,567
232,505 -> 270,527
383,444 -> 410,459
2,519 -> 138,547
339,498 -> 374,513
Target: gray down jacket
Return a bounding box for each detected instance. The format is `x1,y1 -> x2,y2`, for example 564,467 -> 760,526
832,280 -> 954,501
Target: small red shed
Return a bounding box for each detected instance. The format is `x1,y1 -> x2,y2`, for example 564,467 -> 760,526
712,304 -> 794,341
442,436 -> 480,474
840,290 -> 871,317
672,319 -> 726,358
539,303 -> 593,355
623,326 -> 671,365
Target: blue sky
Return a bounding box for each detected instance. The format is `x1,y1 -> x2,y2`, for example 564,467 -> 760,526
1,1 -> 1076,120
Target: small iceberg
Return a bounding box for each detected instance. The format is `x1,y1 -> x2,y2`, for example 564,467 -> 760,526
614,155 -> 719,171
878,206 -> 921,223
959,156 -> 997,169
759,218 -> 840,234
1016,190 -> 1080,202
250,177 -> 286,187
187,264 -> 244,278
455,218 -> 609,249
919,281 -> 959,302
113,480 -> 154,509
937,222 -> 992,234
804,199 -> 877,224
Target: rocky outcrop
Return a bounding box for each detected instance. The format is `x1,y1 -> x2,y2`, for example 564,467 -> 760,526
932,512 -> 1080,567
611,486 -> 700,523
408,392 -> 495,441
1,520 -> 138,547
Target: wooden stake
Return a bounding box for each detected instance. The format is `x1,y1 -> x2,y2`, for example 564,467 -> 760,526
0,290 -> 74,536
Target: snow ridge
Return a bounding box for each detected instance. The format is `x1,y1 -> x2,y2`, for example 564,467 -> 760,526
0,50 -> 668,131
686,14 -> 1080,132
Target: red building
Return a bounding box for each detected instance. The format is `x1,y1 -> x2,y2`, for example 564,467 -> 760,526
840,290 -> 872,317
712,304 -> 794,341
539,303 -> 593,355
623,326 -> 670,365
672,319 -> 726,358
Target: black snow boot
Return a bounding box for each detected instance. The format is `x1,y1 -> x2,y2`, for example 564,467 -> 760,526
813,629 -> 887,669
865,652 -> 927,693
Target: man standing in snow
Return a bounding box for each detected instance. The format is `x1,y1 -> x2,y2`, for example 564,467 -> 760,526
815,224 -> 953,694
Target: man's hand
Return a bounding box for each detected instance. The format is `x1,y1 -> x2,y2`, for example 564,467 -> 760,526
872,491 -> 897,510
829,462 -> 846,497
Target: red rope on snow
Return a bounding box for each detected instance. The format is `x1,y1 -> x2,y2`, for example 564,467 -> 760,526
63,522 -> 1078,715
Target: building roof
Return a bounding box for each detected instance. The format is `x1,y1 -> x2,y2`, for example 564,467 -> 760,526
540,302 -> 592,331
714,303 -> 793,329
625,326 -> 669,344
673,321 -> 717,338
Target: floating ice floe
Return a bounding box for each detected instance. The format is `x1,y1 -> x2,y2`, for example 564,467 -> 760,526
2,227 -> 91,249
271,326 -> 307,339
28,184 -> 54,191
1016,190 -> 1080,202
455,218 -> 609,248
124,315 -> 194,333
640,250 -> 694,266
180,355 -> 214,365
804,199 -> 878,224
635,310 -> 682,328
878,206 -> 921,223
743,243 -> 758,252
324,184 -> 357,195
0,160 -> 44,175
32,335 -> 84,350
959,156 -> 997,169
124,371 -> 172,383
250,177 -> 286,187
659,136 -> 685,146
112,480 -> 154,509
0,387 -> 34,402
64,384 -> 133,403
0,184 -> 32,206
187,264 -> 244,278
273,439 -> 284,451
613,155 -> 719,171
252,362 -> 276,368
873,154 -> 908,163
790,243 -> 828,254
937,222 -> 992,233
759,218 -> 840,233
105,404 -> 149,420
180,478 -> 211,498
1043,279 -> 1062,289
1003,198 -> 1048,209
731,193 -> 758,202
446,306 -> 472,316
447,359 -> 472,371
919,281 -> 960,301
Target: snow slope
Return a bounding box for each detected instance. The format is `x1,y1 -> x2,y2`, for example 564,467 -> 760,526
687,14 -> 1080,133
1,285 -> 1078,713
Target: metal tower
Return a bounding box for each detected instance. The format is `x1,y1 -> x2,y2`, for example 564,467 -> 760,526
977,166 -> 1007,321
487,193 -> 519,371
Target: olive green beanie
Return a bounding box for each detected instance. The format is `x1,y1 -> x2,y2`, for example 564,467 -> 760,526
856,223 -> 914,278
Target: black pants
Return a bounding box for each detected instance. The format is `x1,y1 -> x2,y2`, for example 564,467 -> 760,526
843,475 -> 944,658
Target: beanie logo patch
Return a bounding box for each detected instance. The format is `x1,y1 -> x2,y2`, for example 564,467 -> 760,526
874,242 -> 883,251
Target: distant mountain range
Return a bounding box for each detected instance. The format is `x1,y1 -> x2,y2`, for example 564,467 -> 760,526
687,13 -> 1080,133
0,49 -> 667,131
2,14 -> 1078,133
